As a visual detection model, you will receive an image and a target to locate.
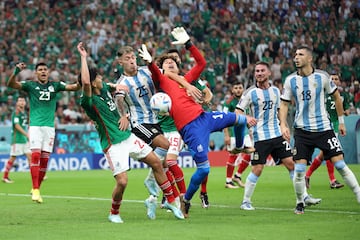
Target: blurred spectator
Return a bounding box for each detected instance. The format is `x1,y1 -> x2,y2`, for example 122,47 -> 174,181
0,0 -> 359,127
63,98 -> 82,124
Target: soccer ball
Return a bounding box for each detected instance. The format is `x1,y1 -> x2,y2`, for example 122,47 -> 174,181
150,92 -> 172,115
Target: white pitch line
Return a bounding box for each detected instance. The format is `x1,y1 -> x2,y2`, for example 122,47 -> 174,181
1,192 -> 359,215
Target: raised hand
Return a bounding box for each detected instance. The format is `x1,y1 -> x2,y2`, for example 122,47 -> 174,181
77,42 -> 87,57
138,44 -> 152,63
171,27 -> 190,45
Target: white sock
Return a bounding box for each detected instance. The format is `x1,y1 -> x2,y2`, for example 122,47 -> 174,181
243,173 -> 258,203
337,165 -> 360,195
293,171 -> 305,204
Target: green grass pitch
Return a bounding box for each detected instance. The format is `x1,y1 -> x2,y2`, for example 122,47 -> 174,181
1,165 -> 360,239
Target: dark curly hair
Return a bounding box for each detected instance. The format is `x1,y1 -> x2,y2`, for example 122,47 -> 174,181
156,54 -> 180,69
77,67 -> 98,86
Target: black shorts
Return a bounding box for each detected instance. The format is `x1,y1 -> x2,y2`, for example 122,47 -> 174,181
131,123 -> 164,146
252,136 -> 292,165
293,128 -> 343,163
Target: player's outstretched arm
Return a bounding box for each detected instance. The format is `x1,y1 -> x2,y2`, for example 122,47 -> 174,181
7,62 -> 26,90
65,81 -> 81,91
77,42 -> 92,97
164,71 -> 203,101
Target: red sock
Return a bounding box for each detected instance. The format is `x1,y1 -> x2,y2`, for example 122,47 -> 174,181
306,156 -> 322,177
165,169 -> 179,198
38,151 -> 50,187
237,153 -> 250,175
30,151 -> 41,189
167,160 -> 186,194
326,160 -> 336,182
201,176 -> 208,193
110,198 -> 121,215
3,160 -> 14,179
159,180 -> 175,203
226,154 -> 237,178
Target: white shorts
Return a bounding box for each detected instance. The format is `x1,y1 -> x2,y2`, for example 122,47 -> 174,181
105,133 -> 153,176
29,126 -> 55,152
164,131 -> 184,156
226,134 -> 253,151
10,143 -> 31,156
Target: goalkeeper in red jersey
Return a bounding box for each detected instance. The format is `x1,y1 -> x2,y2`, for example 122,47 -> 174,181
138,27 -> 257,217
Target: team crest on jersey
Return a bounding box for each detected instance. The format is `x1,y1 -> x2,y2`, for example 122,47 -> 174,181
272,95 -> 277,102
48,86 -> 55,92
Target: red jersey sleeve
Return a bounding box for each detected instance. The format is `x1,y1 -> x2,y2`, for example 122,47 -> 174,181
184,45 -> 207,82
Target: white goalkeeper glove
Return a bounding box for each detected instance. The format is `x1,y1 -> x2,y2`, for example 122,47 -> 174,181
138,44 -> 152,63
171,27 -> 190,45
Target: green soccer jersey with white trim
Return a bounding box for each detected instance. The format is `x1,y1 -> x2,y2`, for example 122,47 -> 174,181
11,110 -> 28,144
80,83 -> 131,151
21,80 -> 66,127
223,96 -> 249,137
326,91 -> 350,133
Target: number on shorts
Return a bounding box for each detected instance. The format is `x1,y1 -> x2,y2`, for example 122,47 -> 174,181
135,139 -> 145,149
282,140 -> 291,151
169,136 -> 180,147
327,137 -> 341,151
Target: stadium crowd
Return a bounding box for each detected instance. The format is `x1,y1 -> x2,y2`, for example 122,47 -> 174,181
0,0 -> 360,126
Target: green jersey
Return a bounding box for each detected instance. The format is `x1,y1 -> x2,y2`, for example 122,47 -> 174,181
326,91 -> 350,133
223,96 -> 239,137
21,81 -> 66,127
80,83 -> 131,151
11,110 -> 28,144
158,115 -> 177,133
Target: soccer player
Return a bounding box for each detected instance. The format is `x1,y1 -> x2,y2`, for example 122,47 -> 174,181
305,72 -> 350,189
138,27 -> 257,217
2,96 -> 31,183
237,61 -> 321,211
76,42 -> 183,223
166,48 -> 213,208
223,81 -> 252,189
279,46 -> 360,214
7,61 -> 81,203
114,45 -> 181,220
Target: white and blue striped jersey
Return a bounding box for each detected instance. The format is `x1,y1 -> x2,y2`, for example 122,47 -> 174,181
237,85 -> 282,142
281,69 -> 336,132
116,66 -> 158,127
